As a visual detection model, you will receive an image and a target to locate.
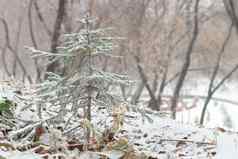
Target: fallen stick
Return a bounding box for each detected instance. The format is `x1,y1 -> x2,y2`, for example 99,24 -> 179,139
160,138 -> 216,145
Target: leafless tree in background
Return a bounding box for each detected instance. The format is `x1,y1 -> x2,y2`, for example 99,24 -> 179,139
46,0 -> 67,75
171,0 -> 200,119
199,0 -> 238,124
223,0 -> 238,31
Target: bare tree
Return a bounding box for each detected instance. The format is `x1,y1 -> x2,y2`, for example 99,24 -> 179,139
134,54 -> 159,110
200,23 -> 238,125
223,0 -> 238,31
46,0 -> 67,75
171,0 -> 200,119
28,0 -> 42,82
0,17 -> 33,83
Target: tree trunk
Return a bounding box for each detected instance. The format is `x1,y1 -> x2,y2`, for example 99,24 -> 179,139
131,81 -> 145,105
46,0 -> 67,76
200,93 -> 212,125
171,0 -> 200,119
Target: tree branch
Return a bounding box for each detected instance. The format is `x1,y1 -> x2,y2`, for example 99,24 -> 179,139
33,0 -> 52,36
28,0 -> 41,82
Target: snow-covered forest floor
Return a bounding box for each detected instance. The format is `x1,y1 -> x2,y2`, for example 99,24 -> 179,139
153,78 -> 238,130
0,81 -> 238,159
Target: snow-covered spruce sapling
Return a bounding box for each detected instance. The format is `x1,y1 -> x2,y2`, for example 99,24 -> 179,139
27,16 -> 131,143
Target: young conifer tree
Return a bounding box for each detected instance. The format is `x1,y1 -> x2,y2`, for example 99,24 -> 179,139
27,15 -> 131,141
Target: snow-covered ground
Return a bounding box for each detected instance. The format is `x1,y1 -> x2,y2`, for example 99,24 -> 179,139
2,77 -> 238,130
179,78 -> 238,130
1,78 -> 238,158
136,77 -> 238,130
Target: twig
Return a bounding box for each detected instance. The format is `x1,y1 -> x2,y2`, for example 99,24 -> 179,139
160,138 -> 216,145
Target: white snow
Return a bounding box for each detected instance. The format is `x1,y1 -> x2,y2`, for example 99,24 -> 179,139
216,133 -> 238,159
